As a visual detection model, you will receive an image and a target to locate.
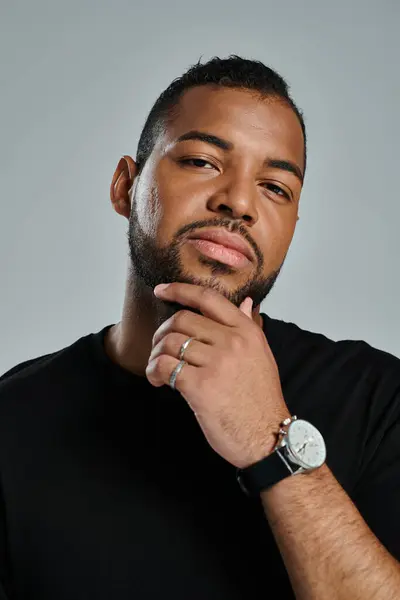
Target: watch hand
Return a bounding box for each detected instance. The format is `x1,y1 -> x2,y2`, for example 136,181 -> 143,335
296,437 -> 314,454
296,441 -> 308,454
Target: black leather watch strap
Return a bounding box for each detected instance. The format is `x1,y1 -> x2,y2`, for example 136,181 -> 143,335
236,448 -> 294,497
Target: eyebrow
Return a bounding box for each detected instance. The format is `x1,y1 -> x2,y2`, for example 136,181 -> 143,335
266,158 -> 304,184
175,130 -> 304,184
177,130 -> 233,151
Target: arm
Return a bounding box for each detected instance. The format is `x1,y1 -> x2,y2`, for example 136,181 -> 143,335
261,463 -> 400,600
148,282 -> 400,597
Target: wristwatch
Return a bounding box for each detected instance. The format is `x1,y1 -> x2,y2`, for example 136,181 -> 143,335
236,416 -> 326,497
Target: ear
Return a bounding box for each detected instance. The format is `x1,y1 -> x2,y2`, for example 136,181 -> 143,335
110,155 -> 138,219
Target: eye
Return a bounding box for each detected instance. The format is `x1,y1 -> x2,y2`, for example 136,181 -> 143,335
262,182 -> 291,201
179,158 -> 215,169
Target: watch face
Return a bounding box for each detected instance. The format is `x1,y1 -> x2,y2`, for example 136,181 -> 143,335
287,420 -> 326,469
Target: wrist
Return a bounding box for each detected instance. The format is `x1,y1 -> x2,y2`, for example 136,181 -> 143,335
237,414 -> 327,498
260,462 -> 331,502
240,410 -> 292,469
243,436 -> 277,468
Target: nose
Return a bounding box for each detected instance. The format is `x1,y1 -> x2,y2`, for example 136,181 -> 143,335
206,175 -> 259,225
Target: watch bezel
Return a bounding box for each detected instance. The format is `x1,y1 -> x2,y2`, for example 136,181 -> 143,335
285,419 -> 326,470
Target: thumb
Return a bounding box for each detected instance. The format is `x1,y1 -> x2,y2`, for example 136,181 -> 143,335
239,296 -> 253,319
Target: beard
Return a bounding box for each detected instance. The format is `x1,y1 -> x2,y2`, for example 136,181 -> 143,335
127,197 -> 285,314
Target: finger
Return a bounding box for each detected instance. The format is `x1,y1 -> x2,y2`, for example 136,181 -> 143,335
239,297 -> 253,318
153,282 -> 242,327
145,353 -> 197,391
152,310 -> 223,348
149,332 -> 210,367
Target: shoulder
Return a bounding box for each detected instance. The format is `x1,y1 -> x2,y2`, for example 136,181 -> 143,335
263,312 -> 400,381
0,353 -> 56,385
263,313 -> 400,438
0,327 -> 109,404
264,314 -> 400,482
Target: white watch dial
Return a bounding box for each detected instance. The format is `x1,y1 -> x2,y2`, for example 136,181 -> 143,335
287,419 -> 326,469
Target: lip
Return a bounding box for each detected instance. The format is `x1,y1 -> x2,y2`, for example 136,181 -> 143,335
187,228 -> 254,262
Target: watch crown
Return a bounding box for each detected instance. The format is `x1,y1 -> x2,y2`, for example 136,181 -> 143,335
282,415 -> 297,427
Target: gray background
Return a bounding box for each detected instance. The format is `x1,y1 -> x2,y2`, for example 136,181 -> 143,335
1,0 -> 399,374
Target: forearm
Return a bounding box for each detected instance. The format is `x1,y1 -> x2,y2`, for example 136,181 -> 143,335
261,463 -> 400,600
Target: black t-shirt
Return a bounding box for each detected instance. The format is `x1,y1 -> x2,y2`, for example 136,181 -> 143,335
0,313 -> 399,599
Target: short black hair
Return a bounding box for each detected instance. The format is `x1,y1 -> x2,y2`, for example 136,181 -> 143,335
136,54 -> 307,175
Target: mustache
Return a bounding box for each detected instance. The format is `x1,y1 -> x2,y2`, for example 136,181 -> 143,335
179,219 -> 255,247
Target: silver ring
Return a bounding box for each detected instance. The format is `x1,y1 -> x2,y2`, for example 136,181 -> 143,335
169,360 -> 186,390
179,336 -> 195,360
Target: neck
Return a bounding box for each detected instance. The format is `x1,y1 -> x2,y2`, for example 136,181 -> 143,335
104,269 -> 264,378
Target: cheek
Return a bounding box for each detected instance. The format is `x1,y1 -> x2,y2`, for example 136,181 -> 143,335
153,168 -> 203,229
282,218 -> 297,247
135,178 -> 164,237
262,214 -> 297,266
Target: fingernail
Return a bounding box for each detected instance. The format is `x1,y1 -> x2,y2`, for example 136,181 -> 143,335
154,283 -> 170,294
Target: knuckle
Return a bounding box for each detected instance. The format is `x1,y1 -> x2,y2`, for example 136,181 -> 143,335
155,337 -> 167,355
173,310 -> 189,328
229,332 -> 244,351
254,326 -> 267,346
165,333 -> 179,355
155,354 -> 169,372
202,287 -> 217,303
200,286 -> 213,299
155,333 -> 182,358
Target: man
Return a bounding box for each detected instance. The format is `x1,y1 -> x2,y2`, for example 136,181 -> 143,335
0,55 -> 399,599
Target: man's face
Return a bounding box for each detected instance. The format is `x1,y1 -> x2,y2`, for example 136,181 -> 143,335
127,86 -> 304,310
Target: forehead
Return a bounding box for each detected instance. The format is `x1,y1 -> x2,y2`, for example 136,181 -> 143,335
163,86 -> 305,170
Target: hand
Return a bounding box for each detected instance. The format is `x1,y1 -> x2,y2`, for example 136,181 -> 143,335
146,282 -> 291,469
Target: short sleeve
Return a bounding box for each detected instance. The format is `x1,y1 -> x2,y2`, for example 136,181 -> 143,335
352,416 -> 400,561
